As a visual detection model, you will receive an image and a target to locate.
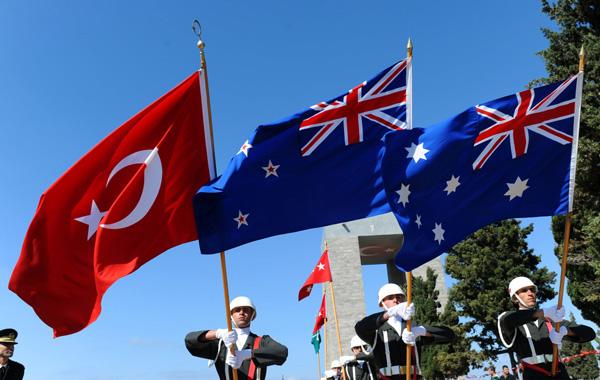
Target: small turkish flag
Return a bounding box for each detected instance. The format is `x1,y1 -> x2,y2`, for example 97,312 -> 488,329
298,248 -> 332,301
312,293 -> 327,334
9,71 -> 214,336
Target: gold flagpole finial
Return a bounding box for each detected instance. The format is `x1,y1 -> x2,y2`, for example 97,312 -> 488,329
407,38 -> 413,59
192,20 -> 206,69
579,45 -> 586,72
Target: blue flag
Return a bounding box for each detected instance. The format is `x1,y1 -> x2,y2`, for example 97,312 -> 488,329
195,60 -> 411,254
381,74 -> 582,271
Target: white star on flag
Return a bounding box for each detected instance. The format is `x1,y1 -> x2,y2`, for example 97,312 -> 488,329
505,177 -> 530,201
306,285 -> 313,293
317,263 -> 325,271
444,175 -> 461,195
405,142 -> 429,163
233,210 -> 249,229
396,183 -> 411,207
237,140 -> 252,157
75,200 -> 107,240
415,214 -> 422,229
262,160 -> 280,178
432,223 -> 445,244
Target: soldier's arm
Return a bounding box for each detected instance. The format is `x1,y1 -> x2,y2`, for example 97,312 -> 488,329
419,325 -> 456,345
252,335 -> 288,366
185,330 -> 220,359
354,312 -> 385,346
561,320 -> 596,343
501,309 -> 540,329
355,350 -> 375,361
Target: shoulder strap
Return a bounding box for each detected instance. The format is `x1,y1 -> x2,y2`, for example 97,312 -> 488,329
247,335 -> 263,380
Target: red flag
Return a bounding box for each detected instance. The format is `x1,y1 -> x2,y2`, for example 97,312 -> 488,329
298,248 -> 332,301
312,293 -> 327,334
9,71 -> 214,336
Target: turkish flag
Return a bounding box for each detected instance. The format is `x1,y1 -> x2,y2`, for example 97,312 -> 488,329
9,71 -> 214,336
298,248 -> 332,301
312,293 -> 327,334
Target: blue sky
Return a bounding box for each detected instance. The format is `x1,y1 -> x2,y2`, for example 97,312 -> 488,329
1,1 -> 595,379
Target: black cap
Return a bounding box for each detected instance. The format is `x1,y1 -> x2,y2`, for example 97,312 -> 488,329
0,328 -> 18,344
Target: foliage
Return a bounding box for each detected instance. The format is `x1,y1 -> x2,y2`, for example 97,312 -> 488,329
537,0 -> 600,325
445,220 -> 555,361
413,268 -> 482,379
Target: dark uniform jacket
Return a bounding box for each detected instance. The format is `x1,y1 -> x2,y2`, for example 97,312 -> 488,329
344,351 -> 378,380
498,309 -> 596,380
185,330 -> 288,380
355,312 -> 455,380
0,359 -> 25,380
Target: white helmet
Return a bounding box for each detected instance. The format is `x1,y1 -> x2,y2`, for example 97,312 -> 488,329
350,335 -> 367,349
378,283 -> 405,305
331,359 -> 341,369
508,277 -> 537,298
230,296 -> 257,320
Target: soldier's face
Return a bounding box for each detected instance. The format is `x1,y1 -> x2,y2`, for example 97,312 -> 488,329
231,306 -> 253,328
351,346 -> 361,354
516,286 -> 537,308
381,294 -> 405,309
0,343 -> 14,358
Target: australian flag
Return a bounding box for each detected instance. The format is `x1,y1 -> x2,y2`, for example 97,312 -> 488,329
195,60 -> 411,254
382,73 -> 583,271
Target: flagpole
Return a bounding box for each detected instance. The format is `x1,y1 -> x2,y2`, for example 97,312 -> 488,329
193,20 -> 239,380
317,348 -> 322,380
328,281 -> 347,380
323,285 -> 328,372
551,45 -> 585,376
405,37 -> 414,380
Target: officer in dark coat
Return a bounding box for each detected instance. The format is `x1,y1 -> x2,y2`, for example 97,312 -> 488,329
498,277 -> 596,380
185,296 -> 288,380
0,329 -> 25,380
355,283 -> 455,379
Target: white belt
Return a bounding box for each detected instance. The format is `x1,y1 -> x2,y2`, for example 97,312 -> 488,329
522,354 -> 553,364
381,365 -> 419,376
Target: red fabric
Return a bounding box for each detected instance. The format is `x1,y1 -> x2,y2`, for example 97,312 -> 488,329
298,248 -> 333,300
247,336 -> 263,380
312,293 -> 327,334
9,72 -> 212,337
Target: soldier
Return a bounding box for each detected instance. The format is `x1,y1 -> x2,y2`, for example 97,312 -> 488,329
355,283 -> 455,379
185,296 -> 288,380
340,335 -> 378,380
498,276 -> 596,380
0,329 -> 25,380
325,359 -> 342,380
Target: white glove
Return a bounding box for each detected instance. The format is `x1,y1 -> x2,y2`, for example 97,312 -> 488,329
215,328 -> 237,347
225,349 -> 252,369
401,325 -> 427,345
340,355 -> 355,364
324,370 -> 336,378
387,302 -> 414,320
543,305 -> 566,323
549,326 -> 568,349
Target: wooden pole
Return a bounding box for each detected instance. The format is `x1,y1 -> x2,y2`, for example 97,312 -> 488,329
551,45 -> 585,376
194,20 -> 238,380
329,281 -> 347,380
323,285 -> 328,373
405,37 -> 414,380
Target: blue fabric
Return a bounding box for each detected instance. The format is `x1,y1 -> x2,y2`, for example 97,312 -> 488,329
195,61 -> 409,254
381,76 -> 579,271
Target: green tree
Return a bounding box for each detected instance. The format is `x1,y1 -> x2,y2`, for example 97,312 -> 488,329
413,268 -> 444,380
560,314 -> 600,379
412,268 -> 481,378
537,0 -> 600,325
445,220 -> 556,360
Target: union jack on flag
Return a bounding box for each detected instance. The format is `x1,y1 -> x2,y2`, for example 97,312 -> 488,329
473,75 -> 578,170
299,59 -> 411,156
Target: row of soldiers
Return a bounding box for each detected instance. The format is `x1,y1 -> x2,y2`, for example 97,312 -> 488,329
184,276 -> 596,380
